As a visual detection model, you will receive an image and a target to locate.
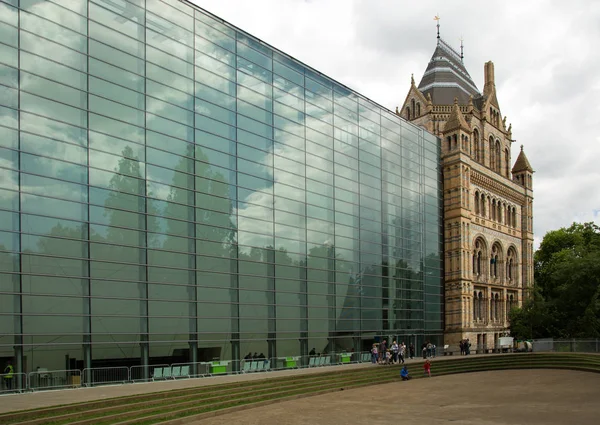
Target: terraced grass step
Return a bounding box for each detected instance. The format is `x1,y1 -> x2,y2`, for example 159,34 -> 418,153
2,353 -> 598,425
3,367 -> 403,425
20,372 -> 395,425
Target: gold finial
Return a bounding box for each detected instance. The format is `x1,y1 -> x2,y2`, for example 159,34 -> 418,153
434,14 -> 440,39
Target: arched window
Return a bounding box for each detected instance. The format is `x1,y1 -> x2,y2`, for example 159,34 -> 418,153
512,207 -> 517,228
411,99 -> 416,118
473,129 -> 480,162
417,102 -> 421,117
506,205 -> 511,227
491,199 -> 496,221
489,136 -> 495,170
480,195 -> 486,217
490,244 -> 500,279
495,140 -> 501,172
447,136 -> 451,152
494,293 -> 500,321
473,238 -> 487,278
473,291 -> 478,321
478,292 -> 484,320
406,106 -> 410,119
506,247 -> 518,284
475,192 -> 480,214
504,148 -> 510,177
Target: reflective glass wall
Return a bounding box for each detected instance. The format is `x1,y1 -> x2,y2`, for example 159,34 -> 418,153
0,0 -> 443,373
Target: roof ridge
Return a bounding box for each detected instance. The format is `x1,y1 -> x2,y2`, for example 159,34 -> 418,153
437,38 -> 462,63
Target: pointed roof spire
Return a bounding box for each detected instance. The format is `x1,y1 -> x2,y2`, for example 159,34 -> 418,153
512,145 -> 534,173
411,73 -> 415,86
444,97 -> 470,133
417,37 -> 480,104
460,36 -> 464,62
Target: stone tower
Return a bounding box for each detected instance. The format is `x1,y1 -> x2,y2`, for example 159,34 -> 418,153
399,37 -> 534,350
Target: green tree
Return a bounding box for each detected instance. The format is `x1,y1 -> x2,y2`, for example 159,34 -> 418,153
510,222 -> 600,338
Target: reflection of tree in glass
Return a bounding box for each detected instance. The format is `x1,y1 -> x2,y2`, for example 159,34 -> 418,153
103,146 -> 157,247
194,146 -> 237,256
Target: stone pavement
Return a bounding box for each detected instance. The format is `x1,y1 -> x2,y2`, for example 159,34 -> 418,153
0,354 -> 450,414
193,369 -> 600,425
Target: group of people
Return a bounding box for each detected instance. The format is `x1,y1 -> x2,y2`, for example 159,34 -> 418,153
400,359 -> 431,381
371,340 -> 416,365
368,339 -> 435,382
421,341 -> 437,359
459,339 -> 472,355
243,352 -> 266,360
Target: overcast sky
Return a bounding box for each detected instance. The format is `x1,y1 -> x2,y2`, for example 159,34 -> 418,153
191,0 -> 600,248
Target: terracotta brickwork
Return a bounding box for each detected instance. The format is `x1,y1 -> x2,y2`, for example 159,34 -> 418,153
399,45 -> 534,350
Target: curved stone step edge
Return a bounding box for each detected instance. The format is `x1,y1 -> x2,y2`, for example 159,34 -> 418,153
39,373 -> 394,425
108,376 -> 399,425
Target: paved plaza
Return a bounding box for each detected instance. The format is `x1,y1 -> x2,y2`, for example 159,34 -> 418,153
195,369 -> 600,425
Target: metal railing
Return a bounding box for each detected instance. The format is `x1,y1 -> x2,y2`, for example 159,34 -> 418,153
82,366 -> 129,387
28,369 -> 82,391
532,339 -> 600,353
3,343 -> 544,395
130,364 -> 170,383
1,372 -> 27,394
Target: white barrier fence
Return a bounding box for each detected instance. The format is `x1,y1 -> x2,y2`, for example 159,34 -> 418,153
0,349 -> 405,394
1,372 -> 27,394
28,369 -> 82,391
82,366 -> 129,387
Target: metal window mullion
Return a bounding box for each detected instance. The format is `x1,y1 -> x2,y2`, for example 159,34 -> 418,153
140,0 -> 150,371
15,1 -> 24,381
84,0 -> 92,374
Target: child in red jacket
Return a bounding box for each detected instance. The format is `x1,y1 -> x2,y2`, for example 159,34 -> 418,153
424,359 -> 431,377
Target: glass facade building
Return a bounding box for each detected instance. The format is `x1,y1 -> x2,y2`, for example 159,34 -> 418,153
0,0 -> 443,373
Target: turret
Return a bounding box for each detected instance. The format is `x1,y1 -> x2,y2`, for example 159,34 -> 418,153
511,145 -> 533,190
442,98 -> 471,156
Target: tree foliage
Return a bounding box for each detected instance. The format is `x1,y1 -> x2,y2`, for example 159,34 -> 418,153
510,222 -> 600,339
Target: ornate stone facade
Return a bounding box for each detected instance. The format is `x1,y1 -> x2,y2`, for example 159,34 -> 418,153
399,37 -> 534,349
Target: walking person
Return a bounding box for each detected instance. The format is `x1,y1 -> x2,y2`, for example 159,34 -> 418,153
391,341 -> 399,364
409,343 -> 415,359
3,361 -> 13,391
379,339 -> 387,364
460,340 -> 465,355
424,359 -> 432,378
371,344 -> 378,364
400,342 -> 406,364
423,359 -> 431,378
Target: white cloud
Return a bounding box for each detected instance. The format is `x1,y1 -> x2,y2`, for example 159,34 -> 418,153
191,0 -> 600,247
